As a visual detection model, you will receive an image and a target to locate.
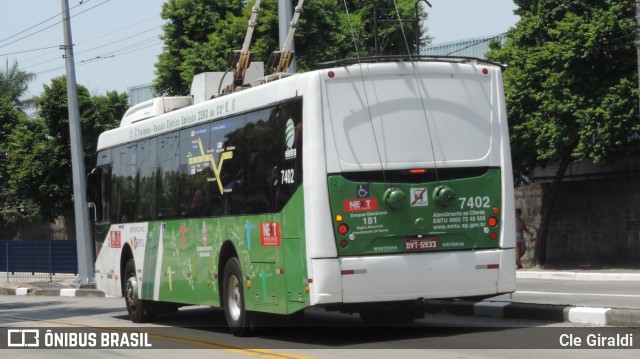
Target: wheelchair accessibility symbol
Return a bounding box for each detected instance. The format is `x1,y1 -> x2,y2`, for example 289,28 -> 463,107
356,184 -> 369,198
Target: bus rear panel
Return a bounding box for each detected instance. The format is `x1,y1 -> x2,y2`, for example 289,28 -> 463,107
304,61 -> 515,306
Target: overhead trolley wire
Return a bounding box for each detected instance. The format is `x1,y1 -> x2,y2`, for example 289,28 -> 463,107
0,0 -> 88,45
0,0 -> 113,50
34,38 -> 161,75
20,15 -> 162,70
0,45 -> 60,57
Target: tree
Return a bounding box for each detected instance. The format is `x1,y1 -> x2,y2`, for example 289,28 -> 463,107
154,0 -> 246,95
487,0 -> 640,263
0,60 -> 35,223
153,0 -> 430,96
0,98 -> 29,223
0,60 -> 36,110
7,77 -> 127,222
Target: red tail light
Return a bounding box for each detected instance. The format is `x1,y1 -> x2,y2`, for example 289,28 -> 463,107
338,223 -> 349,235
488,216 -> 498,227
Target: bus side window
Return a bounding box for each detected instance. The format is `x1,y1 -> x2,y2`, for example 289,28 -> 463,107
158,133 -> 180,219
111,143 -> 137,223
137,138 -> 157,221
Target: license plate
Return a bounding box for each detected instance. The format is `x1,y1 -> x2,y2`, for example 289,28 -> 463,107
404,237 -> 438,251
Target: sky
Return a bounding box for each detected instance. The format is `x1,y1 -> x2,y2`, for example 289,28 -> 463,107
1,0 -> 518,99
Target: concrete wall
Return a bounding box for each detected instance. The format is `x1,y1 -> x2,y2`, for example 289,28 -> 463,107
515,174 -> 640,266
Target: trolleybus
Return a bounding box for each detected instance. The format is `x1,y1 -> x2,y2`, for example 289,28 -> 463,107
88,56 -> 516,336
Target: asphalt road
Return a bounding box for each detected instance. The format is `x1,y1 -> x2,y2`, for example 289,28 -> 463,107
0,296 -> 638,358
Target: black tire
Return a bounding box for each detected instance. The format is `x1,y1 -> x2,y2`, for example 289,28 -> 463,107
222,257 -> 252,336
123,259 -> 154,323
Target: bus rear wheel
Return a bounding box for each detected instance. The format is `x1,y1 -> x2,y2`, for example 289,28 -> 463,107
123,259 -> 154,323
223,257 -> 253,336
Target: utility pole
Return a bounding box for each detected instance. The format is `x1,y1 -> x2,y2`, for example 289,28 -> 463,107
278,0 -> 295,72
636,0 -> 640,118
60,0 -> 94,285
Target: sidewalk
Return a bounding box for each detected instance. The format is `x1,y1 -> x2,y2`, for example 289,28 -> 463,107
0,273 -> 104,298
423,265 -> 640,327
517,265 -> 640,281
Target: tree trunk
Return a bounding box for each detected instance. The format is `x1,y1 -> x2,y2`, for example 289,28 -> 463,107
534,139 -> 579,265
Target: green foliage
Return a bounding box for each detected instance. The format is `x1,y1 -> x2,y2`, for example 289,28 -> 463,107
154,0 -> 245,95
7,116 -> 69,221
0,98 -> 23,185
0,62 -> 35,224
0,98 -> 28,222
0,61 -> 36,110
487,0 -> 640,178
154,0 -> 430,95
6,77 -> 128,222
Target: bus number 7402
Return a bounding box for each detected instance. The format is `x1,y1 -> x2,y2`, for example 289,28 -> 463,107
458,196 -> 490,210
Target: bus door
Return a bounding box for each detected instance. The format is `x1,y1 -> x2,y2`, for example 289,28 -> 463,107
88,149 -> 113,260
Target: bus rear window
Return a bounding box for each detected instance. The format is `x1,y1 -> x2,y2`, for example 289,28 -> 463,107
325,73 -> 493,170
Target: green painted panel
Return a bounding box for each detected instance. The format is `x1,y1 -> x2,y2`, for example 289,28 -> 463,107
138,189 -> 308,314
328,169 -> 503,256
140,222 -> 160,300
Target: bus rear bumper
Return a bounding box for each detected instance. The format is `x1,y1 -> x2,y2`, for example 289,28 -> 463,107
309,248 -> 516,305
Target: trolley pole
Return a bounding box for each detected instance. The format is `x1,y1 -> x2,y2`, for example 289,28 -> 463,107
60,0 -> 94,285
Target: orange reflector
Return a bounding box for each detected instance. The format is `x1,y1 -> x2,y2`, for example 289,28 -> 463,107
488,216 -> 498,227
305,286 -> 310,293
493,207 -> 500,214
336,214 -> 343,222
114,275 -> 118,281
206,280 -> 212,286
246,282 -> 251,289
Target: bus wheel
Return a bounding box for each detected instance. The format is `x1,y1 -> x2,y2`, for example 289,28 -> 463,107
123,259 -> 154,323
223,257 -> 252,336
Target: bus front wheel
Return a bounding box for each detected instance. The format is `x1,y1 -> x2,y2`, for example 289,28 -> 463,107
123,259 -> 154,323
222,257 -> 252,336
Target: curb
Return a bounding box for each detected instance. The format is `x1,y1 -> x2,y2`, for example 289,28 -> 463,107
517,271 -> 640,282
1,287 -> 637,326
423,300 -> 640,326
4,287 -> 105,298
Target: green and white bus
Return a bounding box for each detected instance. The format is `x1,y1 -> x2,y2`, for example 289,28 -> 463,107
89,57 -> 516,336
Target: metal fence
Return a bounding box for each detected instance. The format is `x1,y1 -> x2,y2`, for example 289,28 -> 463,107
0,240 -> 78,281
